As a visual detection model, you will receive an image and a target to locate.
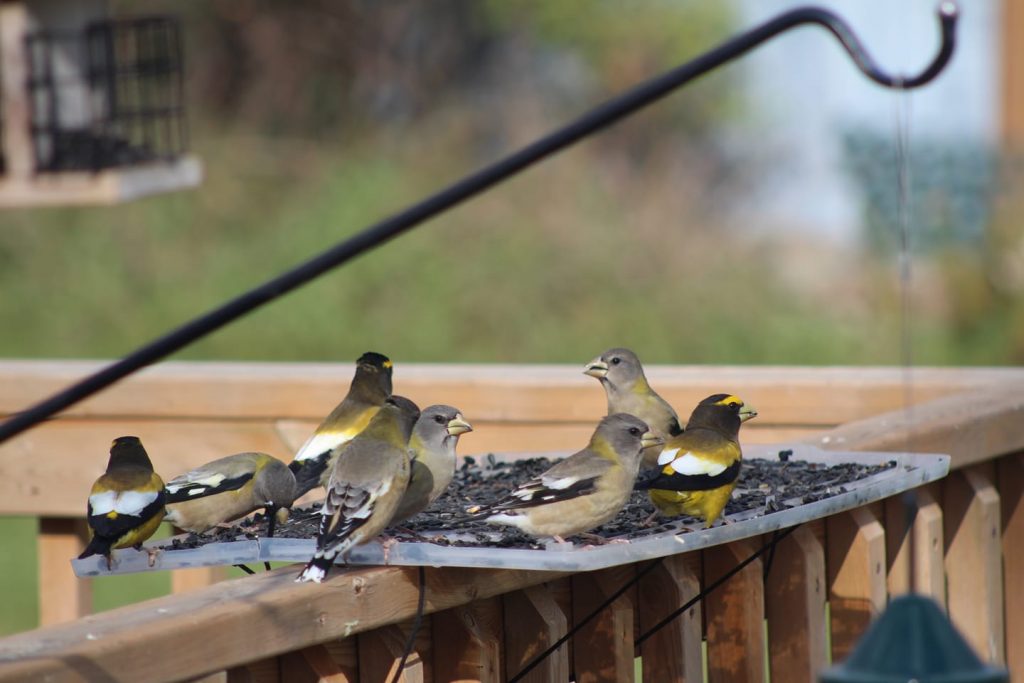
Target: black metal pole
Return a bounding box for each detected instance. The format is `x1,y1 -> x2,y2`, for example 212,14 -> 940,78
0,4 -> 958,445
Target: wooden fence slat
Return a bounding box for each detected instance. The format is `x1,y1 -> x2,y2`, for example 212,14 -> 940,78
826,507 -> 886,663
765,525 -> 827,683
432,598 -> 502,683
37,517 -> 92,626
884,486 -> 945,605
999,453 -> 1024,680
637,554 -> 701,683
358,625 -> 424,683
503,584 -> 569,683
945,465 -> 1005,663
190,673 -> 227,683
279,644 -> 350,683
572,567 -> 636,683
172,566 -> 228,595
225,656 -> 278,683
705,539 -> 766,683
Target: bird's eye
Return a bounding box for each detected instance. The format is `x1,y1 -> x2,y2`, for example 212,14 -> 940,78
629,427 -> 640,436
434,414 -> 446,424
611,357 -> 622,365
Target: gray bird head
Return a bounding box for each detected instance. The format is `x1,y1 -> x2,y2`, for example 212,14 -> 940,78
595,413 -> 662,458
257,456 -> 298,510
413,404 -> 473,448
381,394 -> 422,441
583,347 -> 646,389
107,435 -> 154,472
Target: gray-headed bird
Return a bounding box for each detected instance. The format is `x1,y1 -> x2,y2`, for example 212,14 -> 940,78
636,393 -> 756,528
390,405 -> 472,526
584,348 -> 681,468
289,351 -> 393,498
79,436 -> 166,566
469,413 -> 660,542
164,452 -> 297,537
297,395 -> 421,583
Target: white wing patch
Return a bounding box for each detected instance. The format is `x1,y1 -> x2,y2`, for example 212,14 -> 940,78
90,489 -> 159,516
294,430 -> 356,463
669,452 -> 727,476
166,472 -> 226,495
545,476 -> 579,490
657,447 -> 680,466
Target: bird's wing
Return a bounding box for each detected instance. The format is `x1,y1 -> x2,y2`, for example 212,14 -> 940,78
635,438 -> 741,492
478,453 -> 614,514
294,404 -> 378,463
164,460 -> 255,503
88,472 -> 166,537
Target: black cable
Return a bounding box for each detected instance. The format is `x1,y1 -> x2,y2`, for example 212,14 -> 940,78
0,4 -> 957,446
508,558 -> 665,683
636,524 -> 799,646
388,566 -> 427,683
234,563 -> 255,575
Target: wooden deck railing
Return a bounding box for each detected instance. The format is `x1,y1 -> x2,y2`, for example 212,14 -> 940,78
0,361 -> 1022,682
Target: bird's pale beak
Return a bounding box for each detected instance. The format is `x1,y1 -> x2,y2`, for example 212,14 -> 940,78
447,414 -> 473,436
584,359 -> 609,378
640,431 -> 664,450
739,405 -> 758,422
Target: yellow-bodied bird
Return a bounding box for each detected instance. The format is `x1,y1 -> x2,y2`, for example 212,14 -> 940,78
469,413 -> 661,542
289,351 -> 393,497
79,436 -> 166,565
636,393 -> 756,528
584,347 -> 681,467
164,452 -> 297,537
297,395 -> 421,583
390,405 -> 472,526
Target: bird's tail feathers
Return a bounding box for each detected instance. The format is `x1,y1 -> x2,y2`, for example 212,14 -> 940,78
296,551 -> 335,583
77,535 -> 111,561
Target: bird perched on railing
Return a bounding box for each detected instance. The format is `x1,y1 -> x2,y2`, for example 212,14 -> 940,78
584,347 -> 681,468
79,436 -> 166,567
163,452 -> 297,537
389,405 -> 472,527
289,351 -> 393,498
635,393 -> 756,528
467,413 -> 661,543
297,395 -> 421,583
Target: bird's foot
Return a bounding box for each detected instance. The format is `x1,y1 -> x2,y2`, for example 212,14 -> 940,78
379,536 -> 399,564
640,511 -> 661,528
146,547 -> 161,567
577,533 -> 629,546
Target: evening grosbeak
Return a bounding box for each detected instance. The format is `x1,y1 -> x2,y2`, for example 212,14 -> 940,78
79,436 -> 166,565
635,394 -> 757,527
584,347 -> 681,467
289,351 -> 393,498
469,413 -> 661,542
390,405 -> 472,526
297,395 -> 421,583
164,452 -> 297,537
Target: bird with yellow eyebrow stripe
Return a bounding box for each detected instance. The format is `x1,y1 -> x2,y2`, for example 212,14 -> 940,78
289,351 -> 393,498
79,436 -> 166,567
635,394 -> 757,528
584,348 -> 682,468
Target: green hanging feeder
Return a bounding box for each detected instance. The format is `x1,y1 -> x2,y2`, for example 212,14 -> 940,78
819,595 -> 1008,683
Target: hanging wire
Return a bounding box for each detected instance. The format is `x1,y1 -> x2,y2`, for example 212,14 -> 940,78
0,4 -> 957,446
388,566 -> 427,683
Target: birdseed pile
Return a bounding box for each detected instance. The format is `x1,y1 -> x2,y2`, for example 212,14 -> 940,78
162,451 -> 896,552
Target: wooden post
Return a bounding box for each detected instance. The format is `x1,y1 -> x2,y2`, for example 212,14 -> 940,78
37,517 -> 92,626
765,525 -> 827,683
944,466 -> 1005,664
637,554 -> 702,683
358,625 -> 424,683
503,584 -> 569,683
826,506 -> 886,663
432,598 -> 502,683
705,539 -> 766,683
172,566 -> 228,594
0,2 -> 34,180
571,566 -> 636,683
885,487 -> 945,606
279,644 -> 351,682
999,453 -> 1024,680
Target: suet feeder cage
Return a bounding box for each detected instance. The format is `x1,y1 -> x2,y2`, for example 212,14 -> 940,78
0,1 -> 200,206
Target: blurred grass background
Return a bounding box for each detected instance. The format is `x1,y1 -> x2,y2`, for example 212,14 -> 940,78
2,0 -> 1022,635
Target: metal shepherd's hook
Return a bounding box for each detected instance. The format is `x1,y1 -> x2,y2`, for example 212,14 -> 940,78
0,4 -> 959,445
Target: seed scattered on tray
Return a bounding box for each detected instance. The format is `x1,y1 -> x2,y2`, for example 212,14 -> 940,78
162,453 -> 896,552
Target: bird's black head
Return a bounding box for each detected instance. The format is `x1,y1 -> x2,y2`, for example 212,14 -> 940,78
107,435 -> 154,471
351,351 -> 393,400
686,394 -> 757,438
